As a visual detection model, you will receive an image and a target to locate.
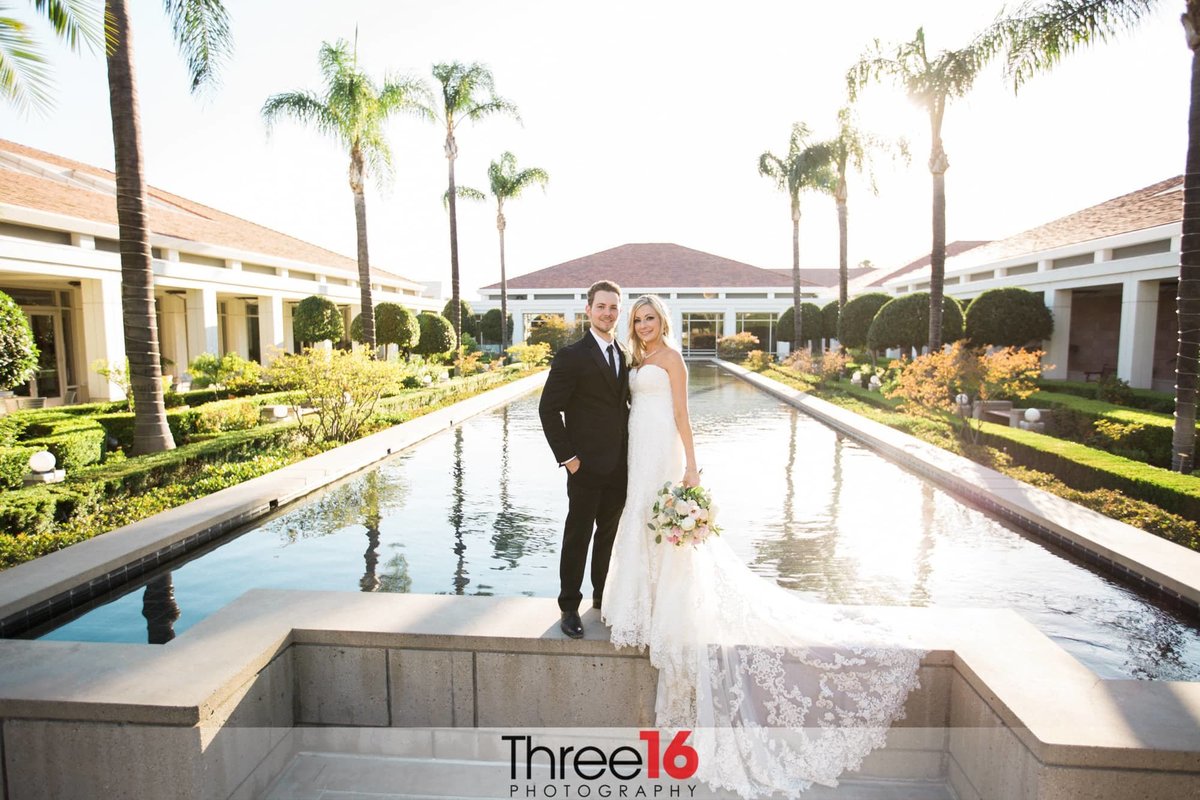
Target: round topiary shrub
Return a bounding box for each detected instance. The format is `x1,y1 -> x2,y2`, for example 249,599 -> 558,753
292,295 -> 343,345
867,292 -> 963,353
415,312 -> 457,357
964,287 -> 1054,347
0,290 -> 38,391
480,308 -> 513,345
442,298 -> 478,338
822,301 -> 840,344
351,303 -> 420,355
838,293 -> 891,349
777,302 -> 824,344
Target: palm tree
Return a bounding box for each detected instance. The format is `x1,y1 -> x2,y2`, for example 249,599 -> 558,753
106,0 -> 232,454
488,152 -> 548,350
430,61 -> 519,348
263,39 -> 430,351
1,0 -> 99,113
758,123 -> 835,345
847,27 -> 992,353
984,0 -> 1197,473
827,107 -> 908,311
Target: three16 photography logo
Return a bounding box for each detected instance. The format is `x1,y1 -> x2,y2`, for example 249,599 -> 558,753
503,730 -> 700,797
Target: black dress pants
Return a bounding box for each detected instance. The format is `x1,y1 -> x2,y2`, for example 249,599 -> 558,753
559,462 -> 627,613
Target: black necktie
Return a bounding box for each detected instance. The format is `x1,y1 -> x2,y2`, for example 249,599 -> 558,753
606,343 -> 616,376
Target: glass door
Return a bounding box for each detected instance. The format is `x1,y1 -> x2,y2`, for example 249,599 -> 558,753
14,311 -> 63,400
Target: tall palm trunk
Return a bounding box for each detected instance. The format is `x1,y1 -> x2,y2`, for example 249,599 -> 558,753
836,175 -> 849,310
929,137 -> 949,353
1174,8 -> 1200,473
497,204 -> 509,350
350,148 -> 375,350
445,133 -> 462,349
105,0 -> 173,455
791,198 -> 802,345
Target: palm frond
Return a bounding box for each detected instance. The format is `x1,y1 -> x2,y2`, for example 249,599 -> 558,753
261,90 -> 341,140
0,13 -> 50,113
442,185 -> 487,209
32,0 -> 101,51
432,60 -> 519,130
162,0 -> 232,93
378,73 -> 434,121
989,0 -> 1157,90
488,151 -> 548,198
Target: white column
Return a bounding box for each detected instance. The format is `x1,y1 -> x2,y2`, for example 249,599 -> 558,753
1043,288 -> 1072,381
185,287 -> 219,360
80,275 -> 125,401
511,308 -> 526,343
1117,279 -> 1159,388
227,301 -> 249,359
258,295 -> 286,364
722,306 -> 737,337
672,310 -> 684,345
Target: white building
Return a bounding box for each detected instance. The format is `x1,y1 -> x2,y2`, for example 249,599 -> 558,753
881,177 -> 1182,391
475,243 -> 841,356
0,139 -> 441,405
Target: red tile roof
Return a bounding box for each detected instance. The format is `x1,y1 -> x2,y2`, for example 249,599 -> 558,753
854,240 -> 991,289
769,266 -> 877,287
482,243 -> 795,290
0,138 -> 419,285
947,176 -> 1182,266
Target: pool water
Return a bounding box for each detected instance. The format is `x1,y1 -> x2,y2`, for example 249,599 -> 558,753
37,366 -> 1200,680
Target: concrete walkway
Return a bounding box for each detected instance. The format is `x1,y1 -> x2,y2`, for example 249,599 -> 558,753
716,360 -> 1200,611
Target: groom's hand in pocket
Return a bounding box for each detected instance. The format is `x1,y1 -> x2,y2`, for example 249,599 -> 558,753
564,457 -> 581,474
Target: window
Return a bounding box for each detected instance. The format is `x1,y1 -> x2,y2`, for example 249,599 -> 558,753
245,303 -> 261,363
1006,263 -> 1037,276
242,264 -> 276,275
677,292 -> 718,299
1112,239 -> 1172,260
968,271 -> 994,282
726,292 -> 768,299
179,253 -> 225,268
736,312 -> 778,352
681,312 -> 723,355
534,293 -> 575,300
1051,253 -> 1094,270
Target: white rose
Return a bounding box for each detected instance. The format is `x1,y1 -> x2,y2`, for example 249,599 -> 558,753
680,516 -> 696,531
674,499 -> 691,515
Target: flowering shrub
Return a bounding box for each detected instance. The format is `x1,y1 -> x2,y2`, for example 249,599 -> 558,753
266,348 -> 400,444
188,352 -> 263,395
745,350 -> 774,371
195,399 -> 260,434
782,349 -> 847,387
507,342 -> 552,367
887,342 -> 1045,441
649,481 -> 721,546
717,331 -> 759,360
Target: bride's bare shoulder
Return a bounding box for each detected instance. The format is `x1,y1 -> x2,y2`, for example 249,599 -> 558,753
661,347 -> 686,375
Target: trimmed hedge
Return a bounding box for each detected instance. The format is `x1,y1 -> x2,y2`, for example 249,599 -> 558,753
0,423 -> 301,536
777,302 -> 824,344
0,445 -> 37,490
1030,390 -> 1196,468
1035,379 -> 1175,414
977,420 -> 1200,521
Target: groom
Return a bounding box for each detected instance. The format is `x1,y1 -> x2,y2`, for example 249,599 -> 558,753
538,280 -> 630,639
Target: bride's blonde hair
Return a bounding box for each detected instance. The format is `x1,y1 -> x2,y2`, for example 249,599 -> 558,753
627,294 -> 675,366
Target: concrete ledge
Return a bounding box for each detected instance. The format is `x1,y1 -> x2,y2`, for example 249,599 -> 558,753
715,360 -> 1200,610
0,369 -> 549,633
0,592 -> 1196,799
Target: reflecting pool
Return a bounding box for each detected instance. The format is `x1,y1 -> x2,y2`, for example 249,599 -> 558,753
37,366 -> 1200,680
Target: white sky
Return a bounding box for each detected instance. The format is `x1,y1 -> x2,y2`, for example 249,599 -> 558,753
0,1 -> 1190,298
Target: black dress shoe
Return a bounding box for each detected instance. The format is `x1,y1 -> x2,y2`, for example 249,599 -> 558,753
560,611 -> 584,639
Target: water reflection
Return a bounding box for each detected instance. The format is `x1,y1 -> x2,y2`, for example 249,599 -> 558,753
35,366 -> 1200,680
141,574 -> 179,644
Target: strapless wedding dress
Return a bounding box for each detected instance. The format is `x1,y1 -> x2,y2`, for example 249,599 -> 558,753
602,364 -> 924,797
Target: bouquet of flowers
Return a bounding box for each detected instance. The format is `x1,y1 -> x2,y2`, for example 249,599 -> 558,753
648,481 -> 721,546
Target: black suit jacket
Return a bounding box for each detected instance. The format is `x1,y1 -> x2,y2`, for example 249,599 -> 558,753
538,334 -> 631,476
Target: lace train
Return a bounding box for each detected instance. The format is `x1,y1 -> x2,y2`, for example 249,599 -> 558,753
602,364 -> 925,797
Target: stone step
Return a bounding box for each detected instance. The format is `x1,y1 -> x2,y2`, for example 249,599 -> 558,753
260,752 -> 956,800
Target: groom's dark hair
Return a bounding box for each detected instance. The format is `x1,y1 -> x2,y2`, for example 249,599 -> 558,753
587,280 -> 622,305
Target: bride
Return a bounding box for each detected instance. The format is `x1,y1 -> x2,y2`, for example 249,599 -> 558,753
601,294 -> 925,798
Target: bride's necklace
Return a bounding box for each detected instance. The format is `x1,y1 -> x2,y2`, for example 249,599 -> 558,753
642,346 -> 664,361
